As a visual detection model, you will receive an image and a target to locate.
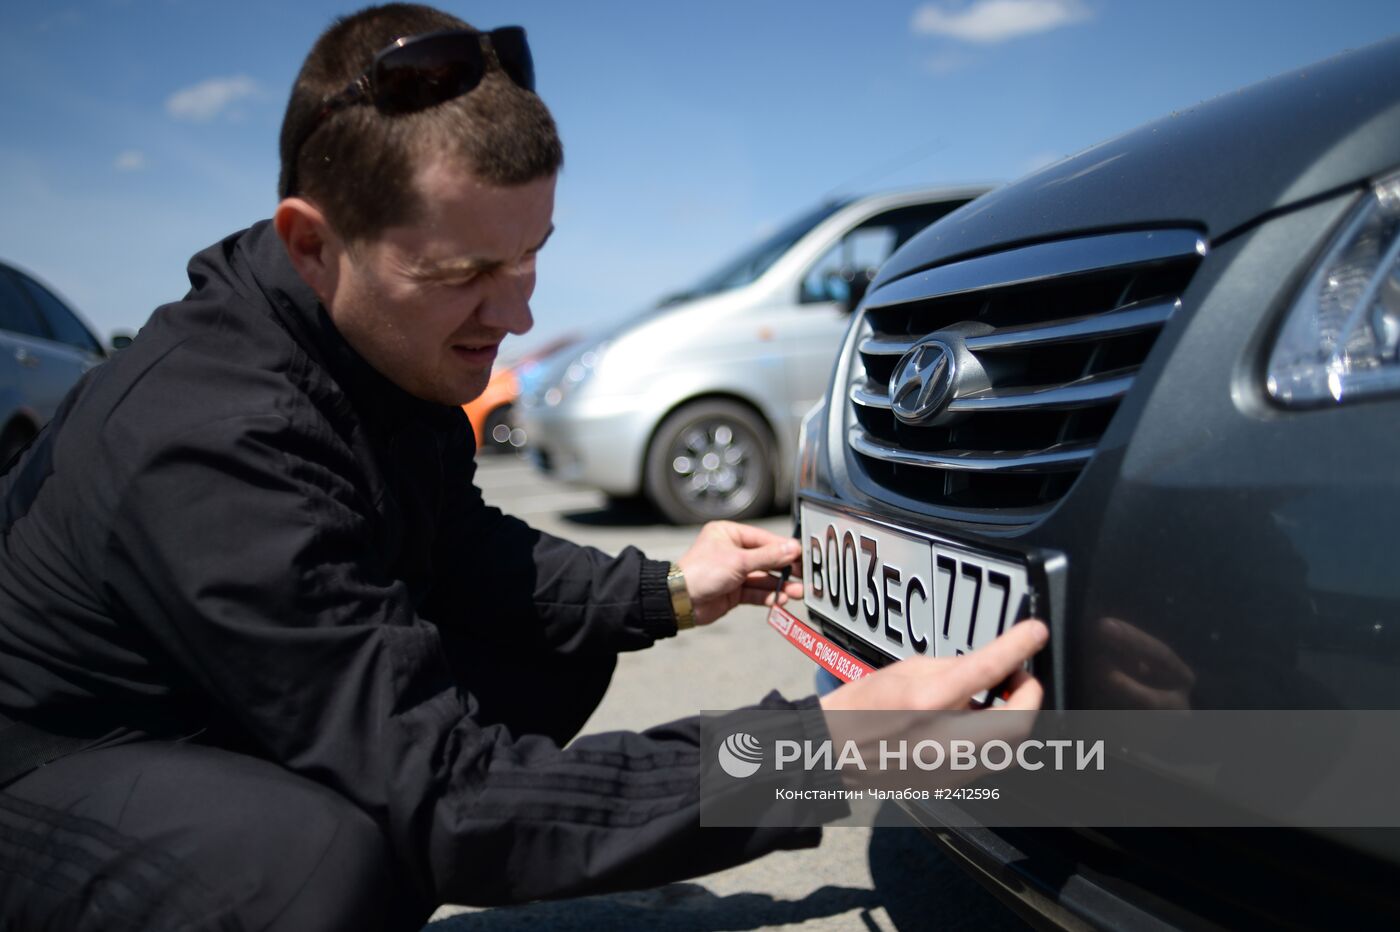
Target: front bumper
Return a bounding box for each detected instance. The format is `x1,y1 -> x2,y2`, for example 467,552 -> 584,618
517,395 -> 655,497
919,816 -> 1400,930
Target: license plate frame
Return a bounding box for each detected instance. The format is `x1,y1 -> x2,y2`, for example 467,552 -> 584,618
799,500 -> 1043,670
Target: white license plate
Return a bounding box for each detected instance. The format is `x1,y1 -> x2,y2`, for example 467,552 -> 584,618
801,502 -> 1032,666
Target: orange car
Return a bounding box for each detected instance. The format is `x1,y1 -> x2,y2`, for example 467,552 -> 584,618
463,365 -> 521,454
462,334 -> 581,454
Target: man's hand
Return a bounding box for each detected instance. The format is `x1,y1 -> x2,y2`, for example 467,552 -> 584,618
676,521 -> 804,626
820,619 -> 1048,713
819,620 -> 1049,790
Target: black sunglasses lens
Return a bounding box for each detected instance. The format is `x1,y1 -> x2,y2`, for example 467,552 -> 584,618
489,27 -> 535,92
374,32 -> 485,112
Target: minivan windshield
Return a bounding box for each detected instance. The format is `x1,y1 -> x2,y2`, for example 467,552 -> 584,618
657,198 -> 851,306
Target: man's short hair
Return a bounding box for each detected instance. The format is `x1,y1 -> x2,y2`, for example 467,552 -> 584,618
278,3 -> 563,242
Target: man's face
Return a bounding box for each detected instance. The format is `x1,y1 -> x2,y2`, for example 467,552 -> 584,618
325,160 -> 556,405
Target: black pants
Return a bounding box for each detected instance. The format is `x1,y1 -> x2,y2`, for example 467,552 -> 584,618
0,650 -> 616,931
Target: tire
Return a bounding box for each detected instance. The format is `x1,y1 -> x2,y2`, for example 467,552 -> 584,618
644,400 -> 775,525
481,404 -> 521,455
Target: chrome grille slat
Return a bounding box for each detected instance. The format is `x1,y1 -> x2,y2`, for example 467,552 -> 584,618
862,229 -> 1205,312
845,229 -> 1203,513
950,372 -> 1134,413
857,296 -> 1177,357
848,428 -> 1094,473
849,381 -> 892,410
859,335 -> 922,357
965,298 -> 1178,351
851,370 -> 1135,413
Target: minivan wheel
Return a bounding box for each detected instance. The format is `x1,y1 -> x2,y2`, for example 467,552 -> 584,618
645,400 -> 774,525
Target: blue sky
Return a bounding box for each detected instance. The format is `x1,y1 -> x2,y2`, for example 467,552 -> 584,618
2,0 -> 1398,357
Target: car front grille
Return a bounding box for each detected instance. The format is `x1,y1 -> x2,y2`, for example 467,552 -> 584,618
846,229 -> 1204,518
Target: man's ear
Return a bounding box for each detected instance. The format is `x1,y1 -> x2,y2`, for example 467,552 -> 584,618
273,198 -> 341,305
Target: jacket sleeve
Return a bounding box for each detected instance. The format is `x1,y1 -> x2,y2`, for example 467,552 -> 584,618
422,416 -> 676,656
102,412 -> 823,906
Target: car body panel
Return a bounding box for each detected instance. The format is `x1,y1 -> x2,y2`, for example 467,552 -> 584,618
0,262 -> 104,441
0,330 -> 86,426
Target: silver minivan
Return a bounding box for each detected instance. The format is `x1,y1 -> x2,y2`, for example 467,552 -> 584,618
519,185 -> 990,523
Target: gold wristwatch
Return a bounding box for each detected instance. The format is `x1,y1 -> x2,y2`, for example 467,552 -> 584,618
667,562 -> 695,630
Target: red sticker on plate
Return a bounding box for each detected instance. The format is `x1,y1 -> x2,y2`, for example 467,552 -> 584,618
767,604 -> 873,683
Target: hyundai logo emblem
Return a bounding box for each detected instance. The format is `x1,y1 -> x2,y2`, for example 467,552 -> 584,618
889,340 -> 957,424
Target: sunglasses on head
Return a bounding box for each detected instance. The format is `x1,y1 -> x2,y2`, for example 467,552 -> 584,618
282,26 -> 535,197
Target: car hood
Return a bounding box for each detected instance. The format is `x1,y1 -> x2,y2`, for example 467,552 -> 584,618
878,34 -> 1400,285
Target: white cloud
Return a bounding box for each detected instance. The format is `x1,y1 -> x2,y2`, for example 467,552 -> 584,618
113,150 -> 146,172
165,75 -> 258,122
911,0 -> 1091,44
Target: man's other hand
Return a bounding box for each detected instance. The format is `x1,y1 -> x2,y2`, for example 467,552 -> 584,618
820,620 -> 1049,713
676,521 -> 804,626
818,620 -> 1048,790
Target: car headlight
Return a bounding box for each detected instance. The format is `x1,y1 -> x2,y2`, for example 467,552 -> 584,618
542,341 -> 610,407
1267,171 -> 1400,407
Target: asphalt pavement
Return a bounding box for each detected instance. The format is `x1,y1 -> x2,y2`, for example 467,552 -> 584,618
424,456 -> 1027,932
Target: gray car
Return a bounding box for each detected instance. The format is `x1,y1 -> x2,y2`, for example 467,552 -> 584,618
0,261 -> 106,466
790,36 -> 1400,929
519,185 -> 989,524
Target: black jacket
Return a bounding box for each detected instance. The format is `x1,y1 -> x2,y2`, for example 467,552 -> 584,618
0,222 -> 822,905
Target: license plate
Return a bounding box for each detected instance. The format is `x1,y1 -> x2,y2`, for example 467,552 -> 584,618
800,502 -> 1033,666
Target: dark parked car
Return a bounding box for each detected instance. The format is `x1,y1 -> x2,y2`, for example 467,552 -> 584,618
0,261 -> 107,465
789,37 -> 1400,929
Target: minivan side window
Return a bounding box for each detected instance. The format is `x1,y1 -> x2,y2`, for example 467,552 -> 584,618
0,269 -> 49,341
13,273 -> 102,355
799,200 -> 972,304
